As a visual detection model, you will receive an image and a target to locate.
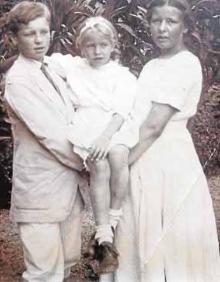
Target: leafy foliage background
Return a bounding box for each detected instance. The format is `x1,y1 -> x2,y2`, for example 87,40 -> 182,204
0,0 -> 220,207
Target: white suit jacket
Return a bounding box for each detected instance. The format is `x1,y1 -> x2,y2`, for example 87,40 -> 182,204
4,55 -> 84,223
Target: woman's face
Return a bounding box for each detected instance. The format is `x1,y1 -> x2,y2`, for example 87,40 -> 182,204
14,16 -> 50,62
150,5 -> 187,56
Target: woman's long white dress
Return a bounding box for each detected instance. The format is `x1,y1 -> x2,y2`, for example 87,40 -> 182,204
101,50 -> 220,282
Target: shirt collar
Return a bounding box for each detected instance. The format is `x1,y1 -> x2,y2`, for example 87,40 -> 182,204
43,56 -> 50,66
18,54 -> 49,69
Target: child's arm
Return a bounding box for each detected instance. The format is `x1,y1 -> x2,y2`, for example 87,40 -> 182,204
88,113 -> 124,161
48,53 -> 74,79
89,66 -> 137,161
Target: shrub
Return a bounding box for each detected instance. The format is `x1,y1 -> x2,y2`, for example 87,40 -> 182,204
0,0 -> 219,205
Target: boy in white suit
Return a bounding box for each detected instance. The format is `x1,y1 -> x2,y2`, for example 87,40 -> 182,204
4,1 -> 85,281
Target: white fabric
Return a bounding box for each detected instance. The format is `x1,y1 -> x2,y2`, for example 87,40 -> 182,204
95,224 -> 114,244
4,55 -> 85,222
103,51 -> 220,281
49,54 -> 138,160
109,208 -> 123,230
19,192 -> 83,282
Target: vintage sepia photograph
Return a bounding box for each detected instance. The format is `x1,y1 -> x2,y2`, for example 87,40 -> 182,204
0,0 -> 220,281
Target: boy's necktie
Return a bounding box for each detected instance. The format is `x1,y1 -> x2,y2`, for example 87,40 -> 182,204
41,62 -> 61,95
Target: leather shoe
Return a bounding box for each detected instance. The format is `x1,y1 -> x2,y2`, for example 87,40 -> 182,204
95,241 -> 119,274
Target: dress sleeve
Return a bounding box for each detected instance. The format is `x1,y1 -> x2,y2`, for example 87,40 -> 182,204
149,56 -> 203,111
112,68 -> 137,119
4,77 -> 83,171
49,53 -> 76,78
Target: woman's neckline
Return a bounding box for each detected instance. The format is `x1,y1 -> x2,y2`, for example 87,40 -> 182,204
158,48 -> 189,60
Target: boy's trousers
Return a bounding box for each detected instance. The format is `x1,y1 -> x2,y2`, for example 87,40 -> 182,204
18,192 -> 83,282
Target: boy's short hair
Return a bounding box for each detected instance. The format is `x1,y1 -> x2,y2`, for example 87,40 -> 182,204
7,1 -> 51,34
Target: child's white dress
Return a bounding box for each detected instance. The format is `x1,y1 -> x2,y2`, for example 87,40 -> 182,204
100,50 -> 220,282
50,55 -> 137,160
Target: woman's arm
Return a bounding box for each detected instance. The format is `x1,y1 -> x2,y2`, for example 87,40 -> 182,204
89,113 -> 124,161
129,102 -> 177,165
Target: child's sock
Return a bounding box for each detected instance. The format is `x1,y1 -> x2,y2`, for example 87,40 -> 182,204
95,224 -> 114,245
109,208 -> 123,230
99,273 -> 114,282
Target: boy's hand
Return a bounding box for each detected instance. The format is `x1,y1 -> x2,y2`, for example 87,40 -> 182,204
88,135 -> 110,161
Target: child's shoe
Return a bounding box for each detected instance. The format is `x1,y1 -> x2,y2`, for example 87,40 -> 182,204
84,232 -> 99,259
95,241 -> 119,274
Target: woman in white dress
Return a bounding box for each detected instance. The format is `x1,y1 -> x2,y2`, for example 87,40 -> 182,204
100,0 -> 220,281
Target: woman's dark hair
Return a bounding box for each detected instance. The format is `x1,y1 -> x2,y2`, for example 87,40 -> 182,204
147,0 -> 200,55
147,0 -> 194,33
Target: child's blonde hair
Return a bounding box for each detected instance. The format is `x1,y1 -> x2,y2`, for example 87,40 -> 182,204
76,16 -> 120,60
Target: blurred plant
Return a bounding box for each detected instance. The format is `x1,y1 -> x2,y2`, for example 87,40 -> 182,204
191,0 -> 220,87
0,0 -> 220,203
0,0 -> 220,78
40,0 -> 154,74
189,83 -> 220,176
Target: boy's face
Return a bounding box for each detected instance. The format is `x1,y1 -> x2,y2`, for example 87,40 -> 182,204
14,16 -> 50,62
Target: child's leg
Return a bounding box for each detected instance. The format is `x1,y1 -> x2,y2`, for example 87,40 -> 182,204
87,159 -> 119,274
108,145 -> 129,209
108,145 -> 129,230
87,159 -> 113,244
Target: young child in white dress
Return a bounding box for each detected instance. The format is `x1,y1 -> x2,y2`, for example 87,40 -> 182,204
50,16 -> 137,273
